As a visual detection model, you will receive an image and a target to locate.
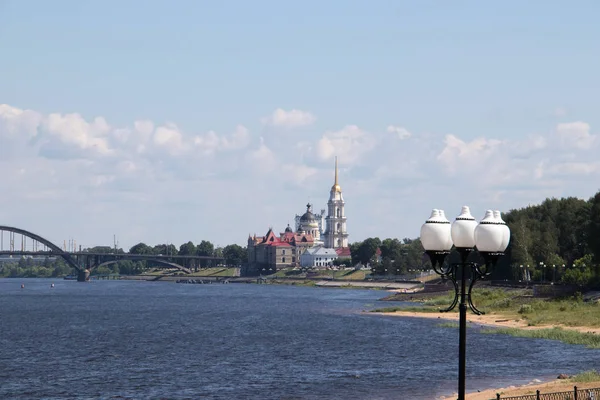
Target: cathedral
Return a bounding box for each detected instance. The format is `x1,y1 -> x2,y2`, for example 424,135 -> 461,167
245,157 -> 350,274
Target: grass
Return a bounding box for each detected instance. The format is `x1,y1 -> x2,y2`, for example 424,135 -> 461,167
436,322 -> 460,328
381,287 -> 600,328
571,370 -> 600,382
188,268 -> 238,277
481,327 -> 600,349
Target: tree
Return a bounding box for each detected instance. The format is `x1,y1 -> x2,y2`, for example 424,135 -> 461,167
351,238 -> 381,266
152,243 -> 178,256
223,244 -> 246,266
129,242 -> 153,255
589,192 -> 600,265
196,240 -> 215,267
84,246 -> 122,254
179,241 -> 196,256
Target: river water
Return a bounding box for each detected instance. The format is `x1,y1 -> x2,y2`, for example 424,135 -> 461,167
0,278 -> 597,399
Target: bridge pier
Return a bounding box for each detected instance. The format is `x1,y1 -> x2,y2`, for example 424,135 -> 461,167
77,269 -> 90,282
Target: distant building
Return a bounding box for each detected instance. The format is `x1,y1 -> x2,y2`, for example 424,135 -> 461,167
323,157 -> 349,249
245,227 -> 314,275
300,247 -> 338,268
244,156 -> 350,275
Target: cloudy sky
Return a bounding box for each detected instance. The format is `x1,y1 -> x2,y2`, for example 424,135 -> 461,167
1,1 -> 599,250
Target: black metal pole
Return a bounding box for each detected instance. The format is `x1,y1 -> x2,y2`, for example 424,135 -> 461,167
458,250 -> 469,400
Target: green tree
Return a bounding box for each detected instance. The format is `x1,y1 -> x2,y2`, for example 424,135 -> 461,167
179,241 -> 196,256
589,192 -> 600,265
152,243 -> 178,256
351,238 -> 381,266
196,240 -> 215,267
223,244 -> 245,266
129,242 -> 153,255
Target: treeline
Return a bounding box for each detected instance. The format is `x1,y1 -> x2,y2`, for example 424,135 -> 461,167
0,257 -> 72,278
85,240 -> 247,267
504,191 -> 600,286
0,240 -> 248,278
342,237 -> 426,275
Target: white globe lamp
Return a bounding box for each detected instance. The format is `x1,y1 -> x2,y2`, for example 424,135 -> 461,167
451,206 -> 478,249
420,209 -> 453,252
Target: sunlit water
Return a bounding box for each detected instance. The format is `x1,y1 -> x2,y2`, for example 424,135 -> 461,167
0,278 -> 597,399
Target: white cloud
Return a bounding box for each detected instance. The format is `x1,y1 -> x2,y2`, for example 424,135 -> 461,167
316,125 -> 376,164
2,102 -> 599,252
245,137 -> 277,171
437,134 -> 503,175
556,121 -> 595,150
261,108 -> 316,128
386,125 -> 412,140
153,123 -> 185,155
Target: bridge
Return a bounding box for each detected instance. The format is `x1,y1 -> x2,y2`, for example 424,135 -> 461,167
0,225 -> 224,282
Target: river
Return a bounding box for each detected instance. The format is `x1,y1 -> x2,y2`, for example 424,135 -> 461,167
0,278 -> 597,399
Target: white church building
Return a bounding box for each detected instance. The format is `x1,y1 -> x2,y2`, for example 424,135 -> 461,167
300,246 -> 339,268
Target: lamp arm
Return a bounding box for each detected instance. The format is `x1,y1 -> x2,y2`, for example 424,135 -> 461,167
467,264 -> 485,315
440,267 -> 459,313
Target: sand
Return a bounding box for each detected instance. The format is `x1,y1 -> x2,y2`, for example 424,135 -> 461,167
377,310 -> 600,335
374,310 -> 600,399
438,379 -> 599,400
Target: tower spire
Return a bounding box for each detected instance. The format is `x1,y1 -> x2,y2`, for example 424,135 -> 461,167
334,156 -> 338,186
331,156 -> 341,192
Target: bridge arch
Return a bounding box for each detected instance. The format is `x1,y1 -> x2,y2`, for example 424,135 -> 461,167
94,259 -> 191,274
0,225 -> 81,272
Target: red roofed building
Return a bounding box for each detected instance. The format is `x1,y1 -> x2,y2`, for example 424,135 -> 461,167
246,227 -> 315,275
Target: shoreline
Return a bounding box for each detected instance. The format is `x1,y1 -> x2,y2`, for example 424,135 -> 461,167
374,309 -> 600,335
437,378 -> 600,400
376,309 -> 600,399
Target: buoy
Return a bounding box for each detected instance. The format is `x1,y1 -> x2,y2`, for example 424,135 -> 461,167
21,284 -> 24,289
51,283 -> 55,288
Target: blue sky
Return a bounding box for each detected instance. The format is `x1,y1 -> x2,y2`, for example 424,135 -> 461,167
1,0 -> 599,250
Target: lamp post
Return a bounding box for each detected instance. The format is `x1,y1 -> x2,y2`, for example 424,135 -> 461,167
421,206 -> 510,400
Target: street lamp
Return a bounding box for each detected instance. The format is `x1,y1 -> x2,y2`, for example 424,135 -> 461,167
421,206 -> 510,400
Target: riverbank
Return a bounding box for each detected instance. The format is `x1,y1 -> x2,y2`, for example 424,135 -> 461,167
121,274 -> 423,290
439,377 -> 600,400
375,310 -> 600,335
378,310 -> 600,399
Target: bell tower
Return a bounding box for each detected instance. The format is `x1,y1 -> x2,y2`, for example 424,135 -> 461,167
324,157 -> 348,248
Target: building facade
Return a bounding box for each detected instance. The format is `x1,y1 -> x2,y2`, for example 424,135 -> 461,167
323,157 -> 349,249
300,247 -> 339,268
245,155 -> 350,275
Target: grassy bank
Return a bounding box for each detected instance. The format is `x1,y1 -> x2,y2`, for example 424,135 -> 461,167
376,287 -> 600,328
481,327 -> 600,348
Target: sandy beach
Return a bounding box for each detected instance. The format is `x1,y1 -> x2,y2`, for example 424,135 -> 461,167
375,310 -> 600,399
377,309 -> 600,335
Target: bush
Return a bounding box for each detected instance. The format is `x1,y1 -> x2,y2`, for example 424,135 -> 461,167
518,304 -> 533,314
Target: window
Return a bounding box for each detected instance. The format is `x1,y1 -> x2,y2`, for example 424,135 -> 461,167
292,257 -> 296,262
282,249 -> 286,255
282,257 -> 286,263
337,208 -> 341,218
337,222 -> 341,231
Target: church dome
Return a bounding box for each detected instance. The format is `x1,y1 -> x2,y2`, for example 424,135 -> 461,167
300,203 -> 317,223
285,224 -> 293,233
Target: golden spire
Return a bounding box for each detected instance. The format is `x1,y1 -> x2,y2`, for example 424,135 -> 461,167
331,156 -> 342,192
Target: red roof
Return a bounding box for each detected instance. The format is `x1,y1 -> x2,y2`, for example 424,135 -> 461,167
269,242 -> 291,247
336,247 -> 351,257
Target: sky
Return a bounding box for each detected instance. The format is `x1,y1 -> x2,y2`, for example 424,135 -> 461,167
1,0 -> 599,250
